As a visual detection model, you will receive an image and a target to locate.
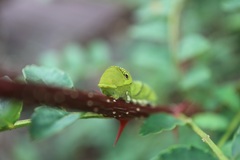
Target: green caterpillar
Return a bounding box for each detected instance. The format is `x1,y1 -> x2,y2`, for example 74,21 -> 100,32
98,66 -> 157,106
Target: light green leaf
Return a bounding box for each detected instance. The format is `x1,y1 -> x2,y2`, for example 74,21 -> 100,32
30,106 -> 81,139
22,65 -> 73,88
129,21 -> 167,41
232,126 -> 240,159
39,50 -> 59,68
87,40 -> 110,65
180,66 -> 211,90
179,34 -> 210,61
140,113 -> 185,136
0,99 -> 22,129
222,0 -> 240,11
193,113 -> 228,131
60,44 -> 87,82
152,146 -> 217,160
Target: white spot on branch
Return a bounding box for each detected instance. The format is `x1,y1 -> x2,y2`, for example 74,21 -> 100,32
202,135 -> 210,143
88,92 -> 94,98
87,100 -> 93,107
93,107 -> 99,112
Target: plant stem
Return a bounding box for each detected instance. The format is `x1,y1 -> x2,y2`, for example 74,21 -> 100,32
218,111 -> 240,147
179,114 -> 229,160
14,119 -> 31,128
0,119 -> 31,131
168,0 -> 187,70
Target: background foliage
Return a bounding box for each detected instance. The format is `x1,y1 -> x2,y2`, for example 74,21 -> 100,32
0,0 -> 240,160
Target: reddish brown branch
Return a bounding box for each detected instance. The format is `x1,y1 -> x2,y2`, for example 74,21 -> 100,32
0,79 -> 189,120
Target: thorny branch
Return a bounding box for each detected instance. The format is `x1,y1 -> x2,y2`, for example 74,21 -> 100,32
0,79 -> 189,120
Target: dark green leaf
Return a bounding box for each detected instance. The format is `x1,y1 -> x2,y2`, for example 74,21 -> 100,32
22,65 -> 73,88
152,146 -> 217,160
140,113 -> 184,136
30,106 -> 81,139
0,99 -> 22,129
215,84 -> 240,111
232,126 -> 240,159
193,113 -> 228,131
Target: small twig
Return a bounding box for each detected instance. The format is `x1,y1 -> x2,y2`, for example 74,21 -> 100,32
0,79 -> 188,120
0,119 -> 31,131
179,115 -> 229,160
168,0 -> 187,68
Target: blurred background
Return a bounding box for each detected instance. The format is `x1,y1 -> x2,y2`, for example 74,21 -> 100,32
0,0 -> 239,160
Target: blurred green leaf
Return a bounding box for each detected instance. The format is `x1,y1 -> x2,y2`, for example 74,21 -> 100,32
30,106 -> 81,140
215,84 -> 240,111
87,40 -> 110,74
221,141 -> 232,158
222,0 -> 240,11
140,113 -> 184,136
180,66 -> 211,90
87,40 -> 110,64
193,113 -> 228,131
0,99 -> 22,129
39,50 -> 59,68
134,0 -> 177,22
60,44 -> 87,81
152,146 -> 217,160
134,3 -> 162,22
225,13 -> 240,31
129,21 -> 167,41
232,126 -> 240,159
22,65 -> 73,88
178,34 -> 210,61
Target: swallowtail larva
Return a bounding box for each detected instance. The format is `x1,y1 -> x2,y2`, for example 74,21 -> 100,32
98,66 -> 158,145
98,66 -> 157,106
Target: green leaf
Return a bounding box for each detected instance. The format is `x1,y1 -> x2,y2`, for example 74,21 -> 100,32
152,146 -> 217,160
30,106 -> 81,139
140,113 -> 184,136
87,40 -> 110,65
232,126 -> 240,159
179,34 -> 210,61
180,66 -> 211,90
222,0 -> 240,11
0,99 -> 22,129
39,50 -> 60,68
193,113 -> 228,131
221,141 -> 232,158
22,65 -> 73,88
215,84 -> 240,111
134,0 -> 177,22
129,21 -> 167,41
60,44 -> 87,82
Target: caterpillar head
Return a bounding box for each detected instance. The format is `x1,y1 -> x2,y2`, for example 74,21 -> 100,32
98,66 -> 132,89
